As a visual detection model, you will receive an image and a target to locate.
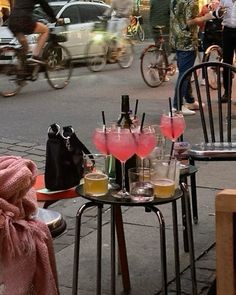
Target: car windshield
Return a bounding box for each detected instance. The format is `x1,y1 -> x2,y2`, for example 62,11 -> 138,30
33,5 -> 62,22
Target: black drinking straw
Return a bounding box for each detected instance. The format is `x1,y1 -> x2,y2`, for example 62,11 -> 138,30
168,97 -> 175,158
134,99 -> 139,119
102,110 -> 106,132
140,112 -> 145,132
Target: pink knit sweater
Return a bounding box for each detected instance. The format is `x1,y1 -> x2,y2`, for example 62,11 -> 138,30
0,156 -> 59,295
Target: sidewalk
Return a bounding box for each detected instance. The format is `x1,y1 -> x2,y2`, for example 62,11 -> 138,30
1,136 -> 228,294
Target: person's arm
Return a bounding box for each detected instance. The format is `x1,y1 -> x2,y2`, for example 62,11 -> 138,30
187,5 -> 226,26
38,0 -> 57,22
187,12 -> 214,26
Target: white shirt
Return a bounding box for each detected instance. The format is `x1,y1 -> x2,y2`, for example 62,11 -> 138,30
218,0 -> 236,28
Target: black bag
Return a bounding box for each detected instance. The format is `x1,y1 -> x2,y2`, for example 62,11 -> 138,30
45,123 -> 92,191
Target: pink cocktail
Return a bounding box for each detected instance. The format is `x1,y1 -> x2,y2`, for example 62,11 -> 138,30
92,127 -> 109,154
107,127 -> 137,198
160,113 -> 186,141
107,128 -> 136,162
136,126 -> 157,159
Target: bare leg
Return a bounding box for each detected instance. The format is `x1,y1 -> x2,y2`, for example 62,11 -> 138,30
33,22 -> 49,57
15,33 -> 28,56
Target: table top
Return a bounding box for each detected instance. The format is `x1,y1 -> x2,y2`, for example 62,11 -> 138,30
76,185 -> 183,207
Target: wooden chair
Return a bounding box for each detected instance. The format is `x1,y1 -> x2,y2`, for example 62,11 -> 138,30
215,189 -> 236,295
177,61 -> 236,224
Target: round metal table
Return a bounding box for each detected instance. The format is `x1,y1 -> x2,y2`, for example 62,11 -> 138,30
72,183 -> 197,295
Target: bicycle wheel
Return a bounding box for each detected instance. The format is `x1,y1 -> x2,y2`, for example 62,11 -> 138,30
86,38 -> 107,72
204,45 -> 222,90
0,47 -> 24,97
43,43 -> 73,90
117,38 -> 134,69
137,25 -> 145,42
140,45 -> 167,87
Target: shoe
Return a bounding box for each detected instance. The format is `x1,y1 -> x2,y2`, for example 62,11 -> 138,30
181,105 -> 196,116
172,106 -> 196,116
221,93 -> 230,103
201,79 -> 206,86
185,101 -> 205,110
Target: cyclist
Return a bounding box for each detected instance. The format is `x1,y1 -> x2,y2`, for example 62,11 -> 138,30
103,0 -> 133,42
8,0 -> 58,64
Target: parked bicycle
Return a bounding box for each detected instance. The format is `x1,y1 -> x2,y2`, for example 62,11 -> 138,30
140,25 -> 176,87
85,16 -> 134,72
126,15 -> 145,42
0,19 -> 73,97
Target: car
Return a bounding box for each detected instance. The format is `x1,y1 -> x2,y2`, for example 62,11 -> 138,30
0,1 -> 110,60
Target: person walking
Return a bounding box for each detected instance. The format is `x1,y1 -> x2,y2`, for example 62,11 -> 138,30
169,0 -> 204,115
188,1 -> 235,102
103,0 -> 133,42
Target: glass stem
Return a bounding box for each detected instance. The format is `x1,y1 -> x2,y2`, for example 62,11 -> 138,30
121,161 -> 127,193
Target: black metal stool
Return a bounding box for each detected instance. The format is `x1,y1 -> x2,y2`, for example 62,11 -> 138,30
36,208 -> 67,238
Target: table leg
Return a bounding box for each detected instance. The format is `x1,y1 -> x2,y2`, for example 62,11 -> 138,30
72,202 -> 98,295
181,182 -> 197,295
114,205 -> 131,293
172,201 -> 181,294
147,205 -> 168,295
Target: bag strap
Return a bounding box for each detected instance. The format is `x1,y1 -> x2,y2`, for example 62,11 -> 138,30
62,126 -> 92,156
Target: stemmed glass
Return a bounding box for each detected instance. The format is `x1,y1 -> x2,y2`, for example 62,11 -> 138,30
92,126 -> 120,190
136,125 -> 157,167
107,126 -> 137,198
92,126 -> 109,155
160,112 -> 186,156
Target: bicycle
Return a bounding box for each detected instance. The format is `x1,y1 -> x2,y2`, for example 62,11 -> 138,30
140,25 -> 176,87
85,16 -> 134,72
126,15 -> 145,42
0,19 -> 73,97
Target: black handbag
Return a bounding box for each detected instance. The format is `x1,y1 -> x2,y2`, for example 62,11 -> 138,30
44,123 -> 92,191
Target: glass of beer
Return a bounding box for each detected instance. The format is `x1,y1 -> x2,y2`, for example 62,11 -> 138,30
151,157 -> 179,198
83,154 -> 109,196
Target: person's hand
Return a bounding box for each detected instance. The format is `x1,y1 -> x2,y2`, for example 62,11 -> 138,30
218,6 -> 228,18
186,19 -> 195,26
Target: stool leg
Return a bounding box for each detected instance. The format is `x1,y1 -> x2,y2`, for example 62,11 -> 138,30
189,159 -> 198,224
72,202 -> 97,295
147,206 -> 168,295
172,201 -> 181,294
181,191 -> 189,253
181,182 -> 198,295
97,205 -> 103,295
111,205 -> 116,294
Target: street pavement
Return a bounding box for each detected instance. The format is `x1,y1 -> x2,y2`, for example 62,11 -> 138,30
1,41 -> 236,294
1,128 -> 236,294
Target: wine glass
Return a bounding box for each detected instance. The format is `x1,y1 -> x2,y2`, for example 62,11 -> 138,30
160,113 -> 186,141
136,125 -> 157,167
92,126 -> 109,155
160,113 -> 186,156
107,126 -> 137,198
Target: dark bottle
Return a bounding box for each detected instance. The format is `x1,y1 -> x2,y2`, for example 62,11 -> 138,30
115,95 -> 138,191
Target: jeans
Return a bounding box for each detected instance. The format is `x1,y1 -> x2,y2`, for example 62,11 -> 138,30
222,27 -> 236,95
173,50 -> 196,109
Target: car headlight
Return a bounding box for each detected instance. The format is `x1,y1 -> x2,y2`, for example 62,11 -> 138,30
9,37 -> 19,45
93,32 -> 104,42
